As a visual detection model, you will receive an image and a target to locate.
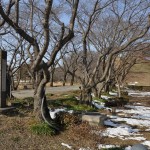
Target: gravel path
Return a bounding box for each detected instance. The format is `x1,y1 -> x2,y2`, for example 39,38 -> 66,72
12,85 -> 79,98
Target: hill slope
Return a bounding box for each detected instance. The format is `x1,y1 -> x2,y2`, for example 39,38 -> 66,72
125,61 -> 150,86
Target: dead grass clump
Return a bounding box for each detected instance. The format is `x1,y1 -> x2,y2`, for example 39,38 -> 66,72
56,112 -> 81,128
66,122 -> 104,148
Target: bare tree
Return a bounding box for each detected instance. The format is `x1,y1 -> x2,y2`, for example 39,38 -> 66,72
73,0 -> 150,103
0,0 -> 79,124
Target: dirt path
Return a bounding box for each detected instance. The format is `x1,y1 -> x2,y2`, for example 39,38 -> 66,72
12,85 -> 79,99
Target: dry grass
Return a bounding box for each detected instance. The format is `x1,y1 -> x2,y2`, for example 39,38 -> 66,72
0,112 -> 104,150
0,93 -> 150,150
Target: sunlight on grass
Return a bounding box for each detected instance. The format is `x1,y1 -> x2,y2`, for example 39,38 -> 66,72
30,123 -> 56,136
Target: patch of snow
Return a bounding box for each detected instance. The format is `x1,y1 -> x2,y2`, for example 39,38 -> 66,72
75,96 -> 80,100
125,136 -> 146,141
102,126 -> 139,139
128,83 -> 136,85
128,91 -> 150,97
112,117 -> 150,127
61,143 -> 72,149
104,119 -> 119,127
109,91 -> 118,96
145,129 -> 150,131
125,146 -> 132,150
49,107 -> 75,119
101,95 -> 111,100
108,115 -> 118,119
142,141 -> 150,147
91,93 -> 95,97
98,144 -> 119,149
128,82 -> 138,86
125,105 -> 150,110
132,114 -> 150,120
92,100 -> 105,109
49,108 -> 66,119
135,103 -> 142,105
117,105 -> 150,121
105,107 -> 112,112
67,110 -> 74,114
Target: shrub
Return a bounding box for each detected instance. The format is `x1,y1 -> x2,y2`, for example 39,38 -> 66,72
57,112 -> 80,128
105,97 -> 129,107
121,91 -> 128,96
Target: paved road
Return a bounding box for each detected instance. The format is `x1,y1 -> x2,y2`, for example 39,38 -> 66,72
12,85 -> 79,98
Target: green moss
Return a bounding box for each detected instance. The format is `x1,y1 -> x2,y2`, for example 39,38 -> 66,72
49,95 -> 78,107
72,104 -> 96,111
93,97 -> 106,103
30,123 -> 56,136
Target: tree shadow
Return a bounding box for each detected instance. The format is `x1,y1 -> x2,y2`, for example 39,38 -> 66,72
1,102 -> 33,117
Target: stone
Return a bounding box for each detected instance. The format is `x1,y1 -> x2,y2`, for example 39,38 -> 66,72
82,112 -> 107,126
131,144 -> 148,150
0,50 -> 7,108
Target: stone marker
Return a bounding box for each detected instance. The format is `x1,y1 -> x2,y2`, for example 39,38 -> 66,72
131,144 -> 148,150
0,50 -> 15,112
82,112 -> 107,126
0,50 -> 7,108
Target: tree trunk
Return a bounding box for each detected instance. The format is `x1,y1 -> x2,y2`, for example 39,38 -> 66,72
32,77 -> 35,89
118,85 -> 121,97
116,78 -> 121,98
104,82 -> 110,93
34,84 -> 45,120
93,86 -> 98,97
62,73 -> 67,86
80,86 -> 92,105
14,70 -> 21,90
50,70 -> 54,87
70,73 -> 75,86
33,69 -> 49,121
98,82 -> 105,98
33,67 -> 59,131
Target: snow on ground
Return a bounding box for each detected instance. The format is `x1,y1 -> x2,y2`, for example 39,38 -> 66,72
125,146 -> 132,150
92,96 -> 150,145
101,95 -> 111,100
117,105 -> 150,121
61,143 -> 72,149
128,91 -> 150,97
98,144 -> 119,149
142,141 -> 150,147
102,103 -> 150,148
60,91 -> 150,149
104,119 -> 119,127
109,91 -> 118,96
92,100 -> 105,109
111,116 -> 150,127
92,100 -> 112,112
49,108 -> 66,119
102,126 -> 141,140
49,108 -> 73,119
